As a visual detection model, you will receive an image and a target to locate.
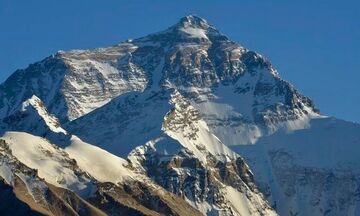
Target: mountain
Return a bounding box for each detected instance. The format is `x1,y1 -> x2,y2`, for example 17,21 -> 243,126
0,15 -> 359,216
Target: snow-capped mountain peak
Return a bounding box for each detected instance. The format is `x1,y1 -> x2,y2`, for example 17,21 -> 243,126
0,15 -> 316,125
177,15 -> 210,29
170,15 -> 215,40
1,15 -> 359,216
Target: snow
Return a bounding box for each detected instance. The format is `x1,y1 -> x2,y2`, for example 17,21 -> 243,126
181,83 -> 264,145
216,77 -> 256,120
163,91 -> 238,163
287,117 -> 360,169
185,71 -> 320,146
128,136 -> 185,170
22,95 -> 67,134
67,90 -> 173,157
1,131 -> 138,194
164,120 -> 237,163
149,56 -> 165,90
68,59 -> 124,84
179,27 -> 209,40
47,43 -> 147,121
0,131 -> 138,194
183,197 -> 213,216
0,164 -> 13,185
1,132 -> 91,194
234,117 -> 360,171
224,186 -> 277,216
234,117 -> 360,170
180,178 -> 276,216
225,186 -> 252,216
232,117 -> 360,216
16,172 -> 48,202
65,136 -> 136,184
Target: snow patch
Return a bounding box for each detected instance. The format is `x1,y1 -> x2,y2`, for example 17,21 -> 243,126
179,27 -> 209,40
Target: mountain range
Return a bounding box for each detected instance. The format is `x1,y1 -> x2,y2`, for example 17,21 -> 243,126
1,15 -> 359,216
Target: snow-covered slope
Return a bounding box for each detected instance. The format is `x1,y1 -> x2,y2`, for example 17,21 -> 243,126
0,136 -> 202,216
65,135 -> 136,184
1,132 -> 93,195
232,117 -> 360,215
0,138 -> 107,216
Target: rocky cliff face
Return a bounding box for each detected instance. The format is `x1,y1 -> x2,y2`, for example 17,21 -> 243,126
1,15 -> 359,216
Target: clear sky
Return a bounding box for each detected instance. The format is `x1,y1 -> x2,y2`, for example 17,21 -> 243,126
1,0 -> 359,122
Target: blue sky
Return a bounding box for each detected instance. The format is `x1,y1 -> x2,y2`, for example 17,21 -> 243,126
1,0 -> 359,122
